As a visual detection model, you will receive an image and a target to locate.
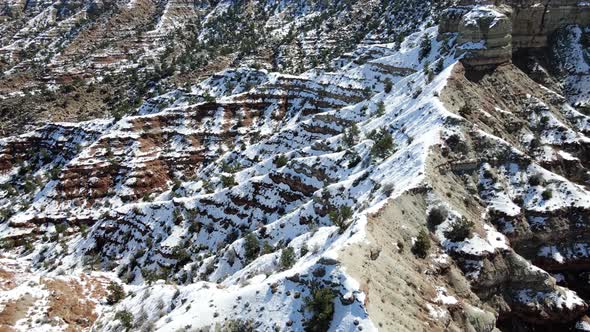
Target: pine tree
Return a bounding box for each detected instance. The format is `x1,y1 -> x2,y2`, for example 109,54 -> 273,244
244,233 -> 260,262
419,34 -> 432,60
304,287 -> 335,332
106,281 -> 126,305
343,123 -> 360,147
370,129 -> 395,159
280,247 -> 296,270
412,229 -> 431,258
384,78 -> 393,93
376,101 -> 386,116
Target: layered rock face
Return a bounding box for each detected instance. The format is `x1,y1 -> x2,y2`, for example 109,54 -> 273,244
456,5 -> 513,68
0,0 -> 452,137
0,1 -> 588,332
442,0 -> 590,69
440,60 -> 590,329
508,0 -> 590,49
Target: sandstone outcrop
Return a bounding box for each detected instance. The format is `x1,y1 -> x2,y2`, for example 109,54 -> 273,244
509,0 -> 590,49
441,0 -> 590,69
456,5 -> 513,68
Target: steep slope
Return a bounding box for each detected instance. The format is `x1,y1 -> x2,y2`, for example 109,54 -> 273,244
0,0 -> 452,137
1,26 -> 453,331
0,1 -> 589,332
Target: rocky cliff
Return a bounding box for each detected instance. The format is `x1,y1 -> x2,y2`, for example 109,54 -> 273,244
441,0 -> 590,68
509,0 -> 590,49
0,1 -> 588,332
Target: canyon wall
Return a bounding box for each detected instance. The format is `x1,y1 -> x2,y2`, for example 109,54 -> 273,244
441,0 -> 590,68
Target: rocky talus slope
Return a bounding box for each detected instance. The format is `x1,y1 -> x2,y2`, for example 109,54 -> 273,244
0,1 -> 589,332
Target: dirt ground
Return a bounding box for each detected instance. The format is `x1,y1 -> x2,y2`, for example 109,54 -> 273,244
0,259 -> 109,332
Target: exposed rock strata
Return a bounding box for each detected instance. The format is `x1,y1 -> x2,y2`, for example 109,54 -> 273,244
456,5 -> 513,68
441,0 -> 590,69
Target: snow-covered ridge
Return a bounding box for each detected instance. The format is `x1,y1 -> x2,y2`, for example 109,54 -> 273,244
1,10 -> 590,331
0,26 -> 463,331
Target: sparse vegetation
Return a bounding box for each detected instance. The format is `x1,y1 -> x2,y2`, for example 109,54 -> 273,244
529,173 -> 544,186
382,182 -> 395,196
48,166 -> 61,180
301,244 -> 309,257
0,238 -> 15,250
383,78 -> 393,93
444,218 -> 474,242
54,223 -> 68,234
419,34 -> 432,60
304,287 -> 335,332
106,281 -> 126,305
203,93 -> 216,103
244,232 -> 260,262
370,129 -> 395,160
221,175 -> 236,188
581,32 -> 590,48
542,189 -> 553,200
222,162 -> 242,173
458,104 -> 473,117
347,151 -> 362,168
280,247 -> 296,270
412,229 -> 431,258
171,179 -> 182,192
425,63 -> 434,82
376,101 -> 386,116
221,319 -> 256,332
343,123 -> 360,147
328,206 -> 353,233
171,246 -> 191,266
261,241 -> 274,255
0,209 -> 12,222
427,206 -> 448,226
412,87 -> 422,99
141,269 -> 160,285
274,154 -> 289,167
22,180 -> 37,194
114,310 -> 133,331
434,58 -> 444,74
483,168 -> 496,180
0,183 -> 16,196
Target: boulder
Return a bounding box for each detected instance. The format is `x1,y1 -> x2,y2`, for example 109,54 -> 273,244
463,303 -> 499,332
457,5 -> 513,69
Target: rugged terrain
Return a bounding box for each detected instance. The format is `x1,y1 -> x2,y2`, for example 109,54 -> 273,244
0,0 -> 589,331
0,0 -> 449,136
